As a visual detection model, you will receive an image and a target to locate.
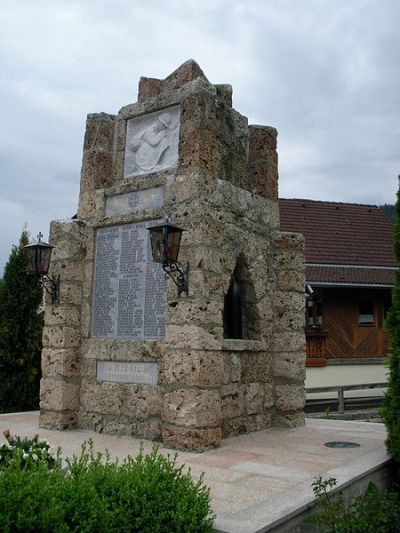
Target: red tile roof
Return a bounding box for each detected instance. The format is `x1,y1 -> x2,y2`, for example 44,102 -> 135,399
279,198 -> 396,287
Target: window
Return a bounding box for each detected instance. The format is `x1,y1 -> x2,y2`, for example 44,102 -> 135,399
307,299 -> 323,328
223,255 -> 260,340
223,274 -> 242,339
358,300 -> 374,325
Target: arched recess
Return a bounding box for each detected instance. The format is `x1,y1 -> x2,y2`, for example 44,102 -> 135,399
223,254 -> 261,340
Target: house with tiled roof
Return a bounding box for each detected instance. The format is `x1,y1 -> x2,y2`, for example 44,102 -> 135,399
279,198 -> 395,390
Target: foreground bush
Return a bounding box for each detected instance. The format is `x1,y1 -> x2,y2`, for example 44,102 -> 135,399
0,430 -> 56,470
309,476 -> 400,532
0,439 -> 214,532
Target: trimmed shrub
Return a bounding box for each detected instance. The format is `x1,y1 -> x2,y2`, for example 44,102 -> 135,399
309,476 -> 400,532
0,430 -> 56,470
0,439 -> 214,532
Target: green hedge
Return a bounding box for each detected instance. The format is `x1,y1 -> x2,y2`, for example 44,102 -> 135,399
310,476 -> 400,532
0,440 -> 214,532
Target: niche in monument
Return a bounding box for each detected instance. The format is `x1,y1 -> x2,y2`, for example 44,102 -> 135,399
91,221 -> 166,340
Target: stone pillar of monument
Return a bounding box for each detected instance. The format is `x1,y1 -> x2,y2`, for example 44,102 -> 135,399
39,60 -> 306,452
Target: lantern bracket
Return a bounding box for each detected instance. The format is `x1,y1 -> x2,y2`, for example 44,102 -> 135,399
163,259 -> 189,296
40,274 -> 60,304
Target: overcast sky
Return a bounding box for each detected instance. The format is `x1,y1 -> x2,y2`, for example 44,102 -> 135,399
1,0 -> 399,273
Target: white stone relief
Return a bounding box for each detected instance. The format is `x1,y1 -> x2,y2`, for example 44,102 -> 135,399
124,107 -> 180,178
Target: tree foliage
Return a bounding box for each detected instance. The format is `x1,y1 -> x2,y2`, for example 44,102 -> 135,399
380,203 -> 397,223
382,178 -> 400,462
0,230 -> 43,413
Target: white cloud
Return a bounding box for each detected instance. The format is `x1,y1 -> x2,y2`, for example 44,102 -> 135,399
0,0 -> 399,273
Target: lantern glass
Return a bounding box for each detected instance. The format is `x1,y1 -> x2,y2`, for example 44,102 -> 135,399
148,222 -> 184,264
149,226 -> 166,264
166,227 -> 182,262
25,240 -> 53,276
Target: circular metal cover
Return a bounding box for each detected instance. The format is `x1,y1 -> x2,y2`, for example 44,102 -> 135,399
324,441 -> 361,449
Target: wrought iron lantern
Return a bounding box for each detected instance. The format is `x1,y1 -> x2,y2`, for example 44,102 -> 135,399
147,220 -> 189,296
25,233 -> 60,303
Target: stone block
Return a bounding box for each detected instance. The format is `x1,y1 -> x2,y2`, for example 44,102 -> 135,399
241,352 -> 272,383
41,348 -> 80,377
40,378 -> 79,411
221,416 -> 248,437
161,351 -> 224,387
77,411 -> 104,432
121,385 -> 163,419
245,383 -> 264,415
222,412 -> 272,438
165,324 -> 221,350
82,262 -> 94,298
275,384 -> 306,412
59,281 -> 83,305
138,77 -> 162,101
80,380 -> 122,415
273,231 -> 304,252
77,191 -> 100,221
167,298 -> 222,329
273,412 -> 305,428
162,424 -> 221,452
165,170 -> 217,209
272,248 -> 305,272
273,352 -> 306,382
277,270 -> 305,292
273,331 -> 306,353
264,383 -> 274,408
49,220 -> 85,262
42,326 -> 80,349
274,291 -> 306,313
220,384 -> 245,419
210,180 -> 279,229
138,59 -> 209,103
247,125 -> 278,200
80,300 -> 91,338
49,219 -> 83,245
162,389 -> 221,428
50,260 -> 84,284
222,352 -> 241,384
44,305 -> 81,327
274,307 -> 305,332
163,59 -> 208,92
99,417 -> 133,436
136,417 -> 162,440
79,357 -> 96,378
39,410 -> 76,430
80,112 -> 116,193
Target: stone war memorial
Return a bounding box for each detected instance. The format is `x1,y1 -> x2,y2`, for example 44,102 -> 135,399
39,60 -> 306,452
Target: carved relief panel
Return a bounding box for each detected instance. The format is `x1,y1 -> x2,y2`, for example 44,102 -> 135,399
123,106 -> 180,178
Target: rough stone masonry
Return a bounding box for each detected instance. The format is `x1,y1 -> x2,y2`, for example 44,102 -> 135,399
39,60 -> 306,452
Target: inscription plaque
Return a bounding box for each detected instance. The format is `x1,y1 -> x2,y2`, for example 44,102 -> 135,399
123,107 -> 180,178
91,221 -> 166,339
97,361 -> 158,384
105,186 -> 165,217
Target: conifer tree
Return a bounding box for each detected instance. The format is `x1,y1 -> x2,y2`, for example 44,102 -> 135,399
0,229 -> 43,412
382,178 -> 400,462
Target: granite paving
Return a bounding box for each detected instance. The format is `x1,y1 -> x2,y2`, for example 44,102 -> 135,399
0,412 -> 390,532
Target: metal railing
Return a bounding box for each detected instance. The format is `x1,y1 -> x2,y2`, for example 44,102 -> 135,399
306,382 -> 388,414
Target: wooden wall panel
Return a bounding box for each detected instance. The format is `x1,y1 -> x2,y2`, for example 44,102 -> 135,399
318,287 -> 390,359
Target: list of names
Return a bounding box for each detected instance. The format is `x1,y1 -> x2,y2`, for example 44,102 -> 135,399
91,222 -> 166,339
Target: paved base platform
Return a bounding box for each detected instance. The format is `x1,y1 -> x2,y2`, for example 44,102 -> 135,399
0,412 -> 392,532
